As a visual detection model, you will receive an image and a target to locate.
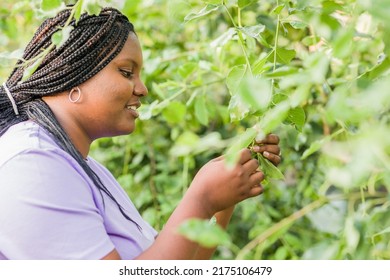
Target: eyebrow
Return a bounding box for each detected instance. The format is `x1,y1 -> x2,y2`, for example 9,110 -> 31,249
117,58 -> 140,68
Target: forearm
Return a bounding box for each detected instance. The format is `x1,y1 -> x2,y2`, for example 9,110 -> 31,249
194,206 -> 235,260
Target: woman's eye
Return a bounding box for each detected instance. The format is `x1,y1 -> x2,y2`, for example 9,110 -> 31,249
120,69 -> 133,79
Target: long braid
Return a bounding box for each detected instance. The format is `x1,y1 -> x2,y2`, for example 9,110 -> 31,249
0,7 -> 141,229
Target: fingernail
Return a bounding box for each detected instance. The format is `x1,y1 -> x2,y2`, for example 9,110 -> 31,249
263,151 -> 270,158
253,146 -> 260,152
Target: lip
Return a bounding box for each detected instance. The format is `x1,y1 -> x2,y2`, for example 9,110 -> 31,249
125,101 -> 141,109
125,101 -> 141,118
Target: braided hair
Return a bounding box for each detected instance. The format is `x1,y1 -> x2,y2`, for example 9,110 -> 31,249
0,7 -> 141,228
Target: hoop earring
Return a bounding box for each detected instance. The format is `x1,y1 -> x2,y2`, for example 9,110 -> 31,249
68,87 -> 81,103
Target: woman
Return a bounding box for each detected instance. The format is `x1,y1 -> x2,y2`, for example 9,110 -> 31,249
0,7 -> 281,259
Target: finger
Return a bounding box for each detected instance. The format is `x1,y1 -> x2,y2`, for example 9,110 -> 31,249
252,144 -> 280,155
248,184 -> 264,197
263,151 -> 281,166
256,133 -> 279,145
249,170 -> 264,184
210,155 -> 224,162
242,158 -> 259,174
238,148 -> 252,165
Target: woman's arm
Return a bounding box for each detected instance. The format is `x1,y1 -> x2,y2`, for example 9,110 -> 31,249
192,206 -> 235,260
102,135 -> 280,260
135,149 -> 263,259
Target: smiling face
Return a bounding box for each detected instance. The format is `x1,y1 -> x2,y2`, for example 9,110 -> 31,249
75,32 -> 148,140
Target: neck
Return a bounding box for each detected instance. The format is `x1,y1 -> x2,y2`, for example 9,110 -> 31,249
59,117 -> 92,159
42,95 -> 92,159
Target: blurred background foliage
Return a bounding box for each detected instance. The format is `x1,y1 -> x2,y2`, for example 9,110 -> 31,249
1,0 -> 390,259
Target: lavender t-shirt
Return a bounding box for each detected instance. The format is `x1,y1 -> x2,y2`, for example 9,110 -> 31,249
0,121 -> 157,259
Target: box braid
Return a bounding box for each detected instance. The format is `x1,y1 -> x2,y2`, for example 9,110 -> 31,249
0,7 -> 141,229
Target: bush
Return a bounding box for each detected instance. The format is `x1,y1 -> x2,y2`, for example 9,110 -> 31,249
1,0 -> 389,259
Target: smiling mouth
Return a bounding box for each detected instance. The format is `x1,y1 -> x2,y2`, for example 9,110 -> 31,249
125,105 -> 138,111
125,103 -> 140,118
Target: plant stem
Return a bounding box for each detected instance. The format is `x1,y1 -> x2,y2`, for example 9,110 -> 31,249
223,3 -> 253,75
182,156 -> 190,195
64,3 -> 76,27
271,1 -> 281,94
236,191 -> 386,259
273,22 -> 280,71
122,137 -> 132,175
146,128 -> 161,230
237,6 -> 242,28
187,78 -> 225,89
236,196 -> 328,259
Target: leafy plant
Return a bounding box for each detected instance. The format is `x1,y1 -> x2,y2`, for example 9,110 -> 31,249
1,0 -> 390,260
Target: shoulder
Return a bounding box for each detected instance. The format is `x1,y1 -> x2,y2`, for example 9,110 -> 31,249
0,121 -> 66,164
0,121 -> 93,195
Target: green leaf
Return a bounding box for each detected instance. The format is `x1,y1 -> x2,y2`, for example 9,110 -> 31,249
238,0 -> 257,9
151,82 -> 166,99
240,24 -> 265,39
228,76 -> 272,121
226,64 -> 247,95
21,55 -> 45,82
303,52 -> 329,83
301,136 -> 331,160
170,131 -> 201,157
202,0 -> 222,4
74,0 -> 84,21
139,100 -> 160,120
253,52 -> 273,75
303,241 -> 339,260
360,56 -> 390,81
258,101 -> 290,135
258,154 -> 284,180
264,66 -> 298,78
332,28 -> 354,59
307,202 -> 345,234
273,48 -> 296,64
271,4 -> 285,15
176,131 -> 200,145
285,107 -> 306,131
228,94 -> 250,121
225,128 -> 257,168
210,28 -> 236,48
184,4 -> 219,22
238,76 -> 272,111
289,21 -> 308,29
289,84 -> 311,107
168,0 -> 192,21
344,217 -> 360,252
41,0 -> 62,11
51,26 -> 73,49
178,62 -> 197,78
177,218 -> 231,248
322,0 -> 343,13
227,66 -> 272,121
0,49 -> 24,60
194,95 -> 209,126
85,0 -> 101,15
162,101 -> 186,124
302,35 -> 321,46
373,226 -> 390,238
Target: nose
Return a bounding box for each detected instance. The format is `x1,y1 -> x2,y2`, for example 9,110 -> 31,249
134,79 -> 148,97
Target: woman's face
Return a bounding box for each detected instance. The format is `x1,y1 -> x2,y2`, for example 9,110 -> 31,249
77,32 -> 148,140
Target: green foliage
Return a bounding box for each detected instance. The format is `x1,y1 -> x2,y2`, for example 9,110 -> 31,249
1,0 -> 390,260
177,218 -> 232,248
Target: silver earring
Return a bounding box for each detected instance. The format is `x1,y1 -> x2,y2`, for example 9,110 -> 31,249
68,87 -> 81,103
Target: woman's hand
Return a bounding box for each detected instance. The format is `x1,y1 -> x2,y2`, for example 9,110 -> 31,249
187,148 -> 264,217
251,133 -> 281,166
